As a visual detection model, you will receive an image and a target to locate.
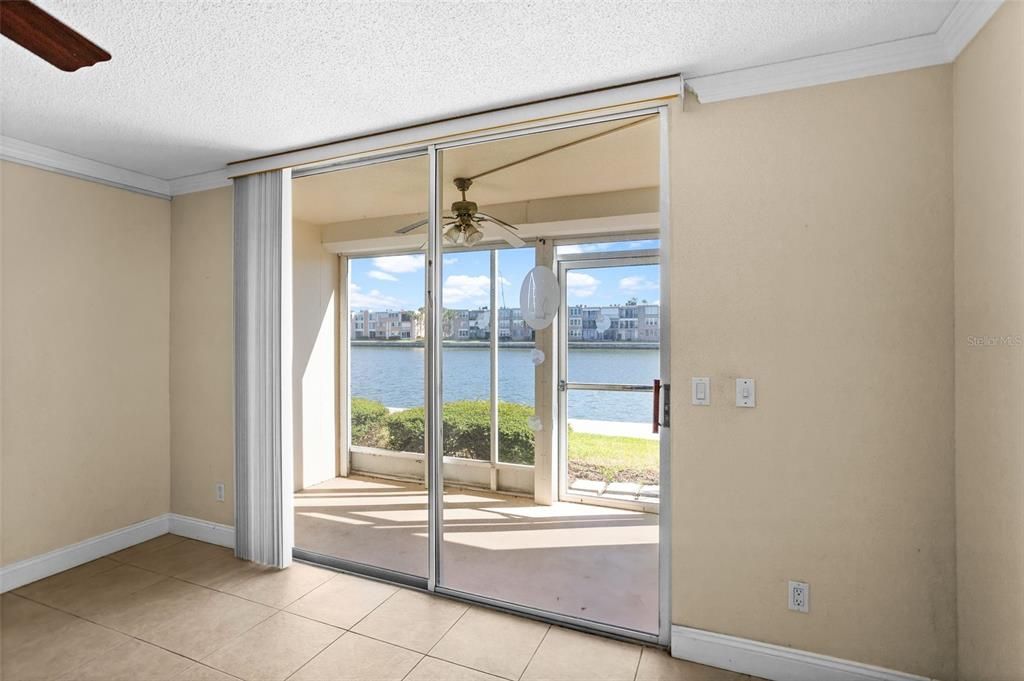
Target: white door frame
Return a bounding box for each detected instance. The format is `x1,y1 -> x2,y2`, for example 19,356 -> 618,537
556,251 -> 661,514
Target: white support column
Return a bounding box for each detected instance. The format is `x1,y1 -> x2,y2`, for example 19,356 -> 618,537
233,168 -> 294,568
338,254 -> 350,478
533,238 -> 558,505
489,249 -> 499,491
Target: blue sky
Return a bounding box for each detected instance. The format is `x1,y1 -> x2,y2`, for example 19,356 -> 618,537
350,240 -> 660,312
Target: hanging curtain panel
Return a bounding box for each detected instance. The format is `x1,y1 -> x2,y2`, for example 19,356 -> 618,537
233,169 -> 293,567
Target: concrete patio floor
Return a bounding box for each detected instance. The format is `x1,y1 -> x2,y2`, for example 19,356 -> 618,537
294,475 -> 659,633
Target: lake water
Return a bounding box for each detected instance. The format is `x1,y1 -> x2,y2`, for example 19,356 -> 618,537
351,345 -> 660,423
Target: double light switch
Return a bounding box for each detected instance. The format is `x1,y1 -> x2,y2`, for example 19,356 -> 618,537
691,377 -> 757,407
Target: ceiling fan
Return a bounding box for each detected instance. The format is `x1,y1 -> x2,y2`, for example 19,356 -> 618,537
0,0 -> 110,72
395,177 -> 525,248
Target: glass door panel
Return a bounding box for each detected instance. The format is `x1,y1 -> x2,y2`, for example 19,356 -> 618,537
562,262 -> 661,507
292,153 -> 429,581
436,113 -> 662,635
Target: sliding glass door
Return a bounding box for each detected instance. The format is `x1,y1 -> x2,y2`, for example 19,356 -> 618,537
291,105 -> 670,643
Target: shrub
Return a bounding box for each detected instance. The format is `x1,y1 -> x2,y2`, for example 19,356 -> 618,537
385,400 -> 535,463
495,402 -> 535,464
386,407 -> 426,454
351,397 -> 390,448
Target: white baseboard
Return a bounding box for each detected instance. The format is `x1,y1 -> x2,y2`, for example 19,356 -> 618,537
0,515 -> 170,592
0,513 -> 237,593
168,514 -> 236,549
671,626 -> 933,681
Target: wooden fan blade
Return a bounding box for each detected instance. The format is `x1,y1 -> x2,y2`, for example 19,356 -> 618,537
0,1 -> 110,72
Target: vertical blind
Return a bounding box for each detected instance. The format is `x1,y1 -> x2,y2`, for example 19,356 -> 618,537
233,169 -> 294,567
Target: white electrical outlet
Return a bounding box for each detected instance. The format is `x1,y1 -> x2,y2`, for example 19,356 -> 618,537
215,483 -> 225,502
788,580 -> 809,613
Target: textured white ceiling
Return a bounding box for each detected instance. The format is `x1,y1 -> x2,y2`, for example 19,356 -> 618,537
0,0 -> 955,180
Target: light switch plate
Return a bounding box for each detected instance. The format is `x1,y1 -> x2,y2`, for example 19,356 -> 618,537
736,378 -> 756,407
692,377 -> 710,406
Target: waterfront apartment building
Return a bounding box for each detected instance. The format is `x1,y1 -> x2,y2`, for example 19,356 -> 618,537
567,303 -> 660,342
352,302 -> 659,342
351,309 -> 424,340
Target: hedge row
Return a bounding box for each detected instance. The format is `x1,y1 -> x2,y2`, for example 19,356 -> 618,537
351,397 -> 535,464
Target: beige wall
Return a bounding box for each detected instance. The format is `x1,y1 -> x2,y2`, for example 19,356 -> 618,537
293,219 -> 339,490
953,3 -> 1024,679
1,162 -> 171,564
670,67 -> 957,679
169,196 -> 342,517
169,186 -> 234,526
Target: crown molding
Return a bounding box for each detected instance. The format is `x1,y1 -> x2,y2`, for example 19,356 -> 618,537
0,135 -> 171,199
937,0 -> 1003,60
688,0 -> 1003,103
0,135 -> 232,198
168,167 -> 232,195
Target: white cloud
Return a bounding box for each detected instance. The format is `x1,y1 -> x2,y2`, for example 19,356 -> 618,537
367,270 -> 398,281
557,243 -> 596,255
619,275 -> 658,292
443,274 -> 491,306
566,271 -> 599,298
558,240 -> 657,255
373,254 -> 424,273
349,282 -> 406,311
443,257 -> 458,266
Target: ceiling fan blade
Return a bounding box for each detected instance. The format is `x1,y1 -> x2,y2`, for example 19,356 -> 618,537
475,212 -> 520,232
478,220 -> 525,248
0,1 -> 111,72
394,217 -> 428,234
475,212 -> 525,248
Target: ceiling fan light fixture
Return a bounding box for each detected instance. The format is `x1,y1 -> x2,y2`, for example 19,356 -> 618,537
464,225 -> 484,246
443,225 -> 462,245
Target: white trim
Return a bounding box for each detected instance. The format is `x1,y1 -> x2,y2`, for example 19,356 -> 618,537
0,515 -> 170,592
0,513 -> 237,593
228,76 -> 683,178
168,167 -> 232,195
0,136 -> 171,199
168,514 -> 236,549
688,0 -> 1002,103
936,0 -> 1003,60
671,626 -> 934,681
0,136 -> 231,199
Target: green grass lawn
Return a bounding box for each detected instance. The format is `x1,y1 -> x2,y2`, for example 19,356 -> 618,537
567,431 -> 659,484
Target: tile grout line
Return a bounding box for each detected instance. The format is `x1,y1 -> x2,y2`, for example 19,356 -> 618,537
423,602 -> 472,656
283,585 -> 421,681
517,623 -> 552,681
632,644 -> 644,681
341,581 -> 406,631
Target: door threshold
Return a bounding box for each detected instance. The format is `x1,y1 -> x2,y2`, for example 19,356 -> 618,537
561,491 -> 660,514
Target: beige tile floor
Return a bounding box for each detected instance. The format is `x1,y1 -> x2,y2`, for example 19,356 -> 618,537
1,534 -> 764,681
294,476 -> 659,632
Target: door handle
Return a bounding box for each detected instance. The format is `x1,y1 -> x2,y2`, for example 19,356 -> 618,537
652,379 -> 661,433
